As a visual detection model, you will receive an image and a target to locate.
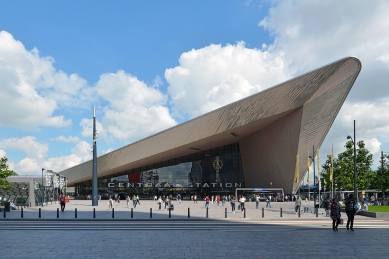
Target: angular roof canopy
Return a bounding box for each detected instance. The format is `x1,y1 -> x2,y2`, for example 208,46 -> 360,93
61,57 -> 361,194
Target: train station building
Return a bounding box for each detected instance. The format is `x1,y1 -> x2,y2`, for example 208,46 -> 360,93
60,57 -> 361,199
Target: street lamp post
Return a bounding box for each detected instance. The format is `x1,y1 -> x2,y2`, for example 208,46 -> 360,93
309,145 -> 317,209
347,119 -> 357,201
380,151 -> 389,201
41,168 -> 45,206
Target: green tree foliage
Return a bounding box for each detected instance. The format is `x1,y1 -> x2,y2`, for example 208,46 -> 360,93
372,153 -> 389,193
320,140 -> 374,192
0,156 -> 17,190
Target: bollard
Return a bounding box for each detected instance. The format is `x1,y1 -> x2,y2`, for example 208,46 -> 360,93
131,208 -> 133,218
316,207 -> 318,217
112,208 -> 114,218
298,207 -> 301,217
75,208 -> 77,219
39,208 -> 41,218
93,208 -> 96,218
150,208 -> 152,218
188,208 -> 190,218
29,202 -> 31,207
244,208 -> 246,218
225,208 -> 227,218
262,207 -> 264,218
3,207 -> 6,218
280,208 -> 282,217
21,208 -> 23,218
57,208 -> 59,218
206,208 -> 208,218
169,208 -> 171,218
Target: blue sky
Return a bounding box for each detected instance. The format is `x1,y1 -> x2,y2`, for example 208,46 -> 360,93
1,1 -> 389,181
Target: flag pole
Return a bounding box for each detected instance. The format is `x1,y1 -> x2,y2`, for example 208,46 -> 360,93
331,143 -> 334,199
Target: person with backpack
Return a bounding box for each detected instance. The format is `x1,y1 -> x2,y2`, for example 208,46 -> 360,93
132,195 -> 137,208
230,196 -> 236,213
60,194 -> 66,212
345,194 -> 356,231
295,195 -> 302,214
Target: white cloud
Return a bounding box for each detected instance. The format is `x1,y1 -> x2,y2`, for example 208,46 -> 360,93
56,135 -> 80,143
165,42 -> 291,117
93,70 -> 177,141
0,30 -> 98,130
364,138 -> 381,155
0,149 -> 6,158
0,136 -> 92,174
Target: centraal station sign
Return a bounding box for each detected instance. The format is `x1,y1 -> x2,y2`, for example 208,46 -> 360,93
107,182 -> 242,188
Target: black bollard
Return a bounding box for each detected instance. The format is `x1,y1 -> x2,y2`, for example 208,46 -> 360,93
150,208 -> 152,218
169,208 -> 171,218
225,208 -> 227,218
188,208 -> 190,218
112,208 -> 114,218
244,208 -> 246,218
3,207 -> 6,218
262,207 -> 264,218
298,207 -> 301,217
206,208 -> 208,218
131,208 -> 133,218
280,208 -> 282,217
39,208 -> 41,218
316,207 -> 318,217
21,208 -> 23,218
57,208 -> 59,218
93,208 -> 96,218
75,208 -> 77,219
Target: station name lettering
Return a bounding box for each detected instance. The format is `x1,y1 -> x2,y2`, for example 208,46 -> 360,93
107,182 -> 241,188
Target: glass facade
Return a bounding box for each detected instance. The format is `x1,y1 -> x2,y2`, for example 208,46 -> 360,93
75,143 -> 245,199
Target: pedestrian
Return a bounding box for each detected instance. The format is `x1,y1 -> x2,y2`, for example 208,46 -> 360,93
345,194 -> 356,231
255,195 -> 260,209
330,198 -> 341,231
117,195 -> 120,204
126,195 -> 130,207
204,196 -> 210,209
136,195 -> 140,205
157,196 -> 162,210
132,195 -> 137,208
177,194 -> 182,204
60,194 -> 66,212
239,195 -> 246,213
194,194 -> 197,204
108,196 -> 113,210
266,195 -> 272,208
295,195 -> 302,214
216,195 -> 220,206
230,196 -> 236,213
165,195 -> 170,210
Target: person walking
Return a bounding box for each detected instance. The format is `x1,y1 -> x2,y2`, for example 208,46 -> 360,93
193,194 -> 197,204
255,195 -> 260,209
126,195 -> 130,207
345,194 -> 356,231
239,195 -> 246,213
266,195 -> 272,208
295,195 -> 302,214
204,196 -> 210,209
136,195 -> 140,205
230,196 -> 236,213
157,196 -> 162,210
330,198 -> 341,231
108,196 -> 113,210
59,194 -> 66,212
132,195 -> 137,208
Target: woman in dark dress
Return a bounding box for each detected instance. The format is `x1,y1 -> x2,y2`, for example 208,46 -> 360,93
330,198 -> 341,231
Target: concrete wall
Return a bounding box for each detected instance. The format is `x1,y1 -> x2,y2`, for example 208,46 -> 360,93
239,108 -> 303,194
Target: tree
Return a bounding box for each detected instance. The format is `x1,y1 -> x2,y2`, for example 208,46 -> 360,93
320,140 -> 374,194
0,156 -> 17,190
372,153 -> 389,196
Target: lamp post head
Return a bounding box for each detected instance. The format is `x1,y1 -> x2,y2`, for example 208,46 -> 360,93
42,168 -> 45,171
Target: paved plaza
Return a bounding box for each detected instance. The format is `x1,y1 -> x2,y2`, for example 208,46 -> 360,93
2,199 -> 389,258
0,199 -> 351,220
